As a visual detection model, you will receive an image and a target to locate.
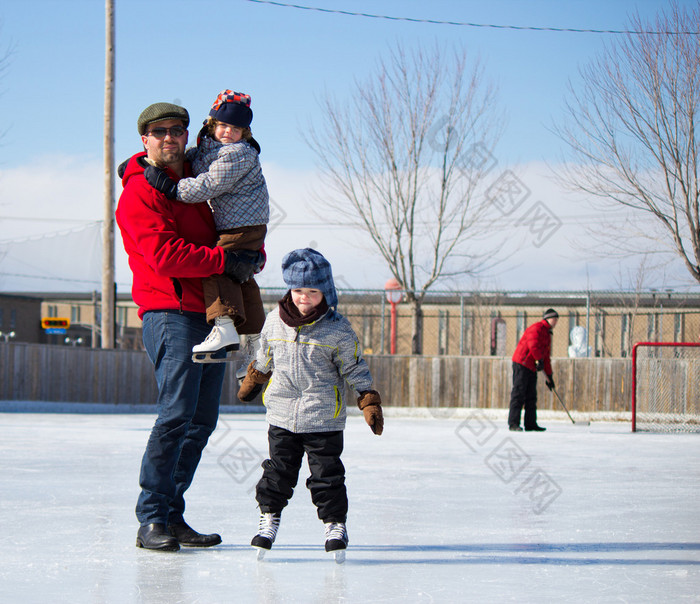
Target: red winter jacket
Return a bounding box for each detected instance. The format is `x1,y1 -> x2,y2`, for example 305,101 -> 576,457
512,319 -> 553,376
116,152 -> 226,319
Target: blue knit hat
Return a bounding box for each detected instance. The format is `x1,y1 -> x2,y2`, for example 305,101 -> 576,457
208,89 -> 253,128
281,248 -> 338,309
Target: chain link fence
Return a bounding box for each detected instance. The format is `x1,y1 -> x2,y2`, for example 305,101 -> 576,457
256,288 -> 700,359
38,288 -> 700,357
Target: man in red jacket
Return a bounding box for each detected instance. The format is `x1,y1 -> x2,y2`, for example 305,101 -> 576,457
116,102 -> 262,552
508,308 -> 558,432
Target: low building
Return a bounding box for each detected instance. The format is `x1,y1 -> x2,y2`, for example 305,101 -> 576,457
0,293 -> 43,344
0,292 -> 141,348
2,289 -> 699,357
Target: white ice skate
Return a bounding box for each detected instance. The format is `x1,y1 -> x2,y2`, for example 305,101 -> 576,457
324,522 -> 348,564
192,316 -> 240,363
236,333 -> 261,380
251,512 -> 281,561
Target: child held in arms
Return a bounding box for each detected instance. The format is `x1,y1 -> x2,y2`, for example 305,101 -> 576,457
145,90 -> 269,366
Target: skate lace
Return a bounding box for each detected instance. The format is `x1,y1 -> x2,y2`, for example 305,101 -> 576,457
201,330 -> 219,345
236,336 -> 260,378
257,513 -> 280,541
239,339 -> 253,362
324,522 -> 347,543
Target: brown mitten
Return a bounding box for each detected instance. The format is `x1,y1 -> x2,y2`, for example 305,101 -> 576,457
238,362 -> 272,402
357,390 -> 384,435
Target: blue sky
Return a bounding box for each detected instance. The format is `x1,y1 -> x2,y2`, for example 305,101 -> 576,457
0,0 -> 697,294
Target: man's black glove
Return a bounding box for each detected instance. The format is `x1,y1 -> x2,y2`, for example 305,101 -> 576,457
224,250 -> 265,283
535,359 -> 544,372
144,165 -> 177,199
545,375 -> 555,391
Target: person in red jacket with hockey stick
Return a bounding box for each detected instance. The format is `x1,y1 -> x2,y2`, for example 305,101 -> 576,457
508,308 -> 559,432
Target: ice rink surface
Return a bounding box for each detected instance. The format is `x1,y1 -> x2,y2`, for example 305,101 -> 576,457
1,407 -> 699,604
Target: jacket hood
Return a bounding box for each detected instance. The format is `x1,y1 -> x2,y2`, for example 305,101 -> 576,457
120,152 -> 148,188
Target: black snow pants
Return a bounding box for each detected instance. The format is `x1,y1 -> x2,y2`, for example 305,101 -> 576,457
255,425 -> 348,523
508,362 -> 539,429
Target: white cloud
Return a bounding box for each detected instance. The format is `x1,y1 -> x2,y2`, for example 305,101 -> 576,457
0,156 -> 112,292
255,162 -> 382,290
0,155 -> 696,295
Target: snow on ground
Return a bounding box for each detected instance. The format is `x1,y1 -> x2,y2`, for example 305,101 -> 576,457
0,407 -> 699,603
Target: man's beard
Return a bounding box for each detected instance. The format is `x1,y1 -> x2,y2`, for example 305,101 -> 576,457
158,149 -> 184,165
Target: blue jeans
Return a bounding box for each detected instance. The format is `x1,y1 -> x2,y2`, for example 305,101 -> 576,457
136,311 -> 226,526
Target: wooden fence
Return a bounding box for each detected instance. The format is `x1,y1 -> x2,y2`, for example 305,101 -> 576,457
0,343 -> 240,408
366,355 -> 630,412
0,342 -> 633,413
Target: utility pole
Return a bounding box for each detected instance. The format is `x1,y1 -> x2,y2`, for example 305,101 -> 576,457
102,0 -> 115,348
91,289 -> 98,348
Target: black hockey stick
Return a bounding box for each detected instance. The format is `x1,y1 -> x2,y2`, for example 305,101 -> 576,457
552,387 -> 589,426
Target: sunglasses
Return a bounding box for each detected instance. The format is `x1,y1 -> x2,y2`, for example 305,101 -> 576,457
146,126 -> 187,139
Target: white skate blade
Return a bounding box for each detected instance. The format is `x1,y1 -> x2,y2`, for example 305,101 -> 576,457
254,547 -> 268,561
191,351 -> 238,364
332,550 -> 345,564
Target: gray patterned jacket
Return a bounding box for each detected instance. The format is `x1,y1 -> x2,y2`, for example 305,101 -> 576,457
253,307 -> 374,433
178,137 -> 269,231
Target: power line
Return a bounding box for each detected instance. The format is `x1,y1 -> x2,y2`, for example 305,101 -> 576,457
0,271 -> 132,289
270,213 -> 642,229
0,272 -> 101,285
0,222 -> 101,245
243,0 -> 700,35
0,217 -> 98,224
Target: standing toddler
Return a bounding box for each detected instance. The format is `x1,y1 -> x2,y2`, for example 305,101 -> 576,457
238,248 -> 384,561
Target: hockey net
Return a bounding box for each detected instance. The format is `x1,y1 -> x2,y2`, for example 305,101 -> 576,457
632,342 -> 700,433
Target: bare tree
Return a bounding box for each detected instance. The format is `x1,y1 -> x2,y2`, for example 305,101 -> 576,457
612,255 -> 654,357
0,42 -> 10,82
310,44 -> 503,354
555,2 -> 700,285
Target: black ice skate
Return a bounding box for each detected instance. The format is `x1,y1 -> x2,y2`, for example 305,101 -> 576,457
324,521 -> 348,564
251,512 -> 281,560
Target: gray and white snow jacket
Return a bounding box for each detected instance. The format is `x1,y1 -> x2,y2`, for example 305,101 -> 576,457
253,307 -> 374,433
178,136 -> 269,231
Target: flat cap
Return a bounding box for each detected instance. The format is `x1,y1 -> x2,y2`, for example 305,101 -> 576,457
137,102 -> 189,135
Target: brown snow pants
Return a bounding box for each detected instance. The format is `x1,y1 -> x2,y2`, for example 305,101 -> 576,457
203,225 -> 267,334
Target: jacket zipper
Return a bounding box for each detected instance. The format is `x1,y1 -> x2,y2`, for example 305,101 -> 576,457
294,322 -> 344,422
171,278 -> 184,314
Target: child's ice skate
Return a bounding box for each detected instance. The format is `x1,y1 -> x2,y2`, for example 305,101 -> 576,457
324,521 -> 348,564
192,316 -> 240,363
251,512 -> 281,560
236,333 -> 262,380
